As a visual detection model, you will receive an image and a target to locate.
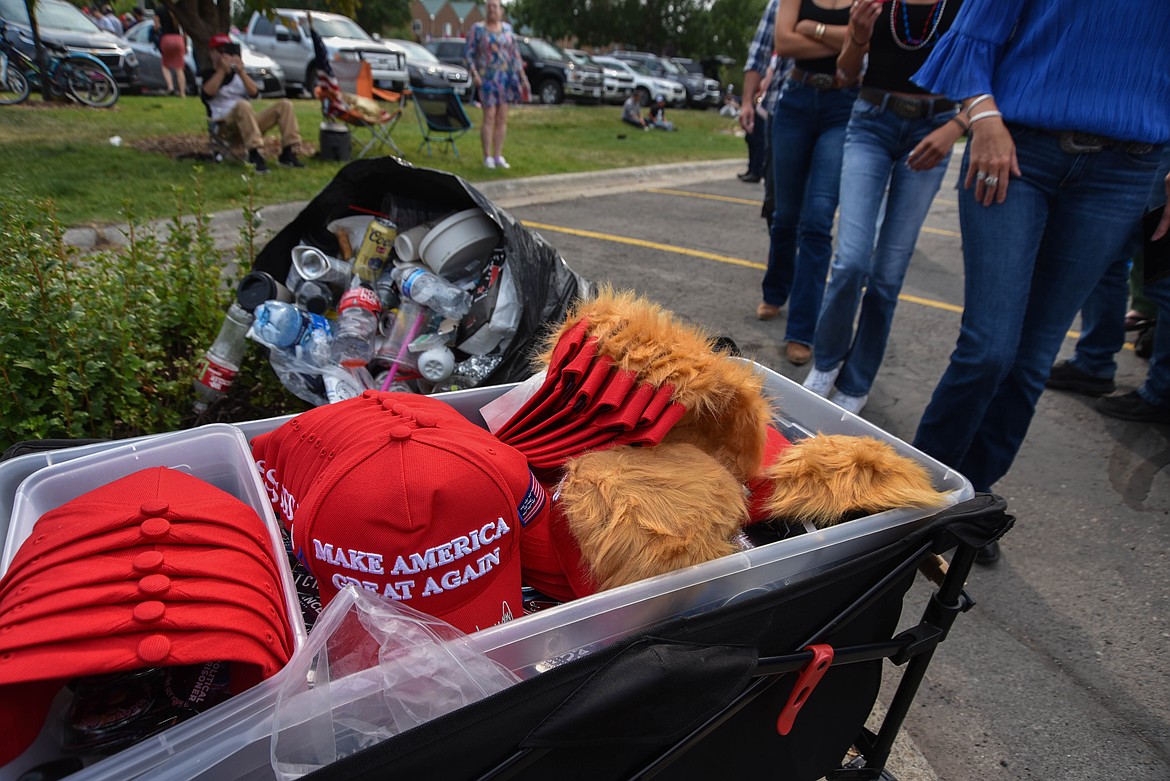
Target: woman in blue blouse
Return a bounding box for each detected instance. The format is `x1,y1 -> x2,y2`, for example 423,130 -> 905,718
464,0 -> 529,169
910,0 -> 1170,561
802,0 -> 964,414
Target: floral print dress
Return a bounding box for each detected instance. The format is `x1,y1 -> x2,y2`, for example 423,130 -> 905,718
464,21 -> 525,106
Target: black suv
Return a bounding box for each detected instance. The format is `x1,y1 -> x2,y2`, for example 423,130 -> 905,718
424,37 -> 467,69
515,36 -> 601,104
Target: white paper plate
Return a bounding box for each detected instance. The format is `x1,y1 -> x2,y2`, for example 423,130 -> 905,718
418,208 -> 500,278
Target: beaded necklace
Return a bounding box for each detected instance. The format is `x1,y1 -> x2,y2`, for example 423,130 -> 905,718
889,0 -> 948,51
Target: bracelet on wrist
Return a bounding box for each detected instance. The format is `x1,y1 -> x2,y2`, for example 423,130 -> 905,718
964,93 -> 993,115
949,115 -> 970,134
968,109 -> 1003,125
814,22 -> 826,40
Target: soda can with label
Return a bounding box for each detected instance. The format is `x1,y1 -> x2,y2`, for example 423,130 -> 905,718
353,218 -> 397,283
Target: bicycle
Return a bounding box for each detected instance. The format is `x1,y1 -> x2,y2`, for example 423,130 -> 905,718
0,21 -> 118,108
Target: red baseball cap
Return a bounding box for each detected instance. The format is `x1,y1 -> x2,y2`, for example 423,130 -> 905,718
209,33 -> 232,50
250,391 -> 551,634
0,467 -> 294,765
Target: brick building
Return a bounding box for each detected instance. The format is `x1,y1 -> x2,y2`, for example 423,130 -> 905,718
411,0 -> 485,40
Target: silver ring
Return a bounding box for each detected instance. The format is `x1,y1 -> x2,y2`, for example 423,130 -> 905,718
975,170 -> 988,182
984,175 -> 999,187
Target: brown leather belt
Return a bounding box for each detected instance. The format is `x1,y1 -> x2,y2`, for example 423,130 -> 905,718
787,67 -> 839,90
859,87 -> 955,119
1038,129 -> 1156,156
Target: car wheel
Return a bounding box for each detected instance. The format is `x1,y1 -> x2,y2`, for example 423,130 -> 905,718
538,78 -> 563,104
635,86 -> 651,107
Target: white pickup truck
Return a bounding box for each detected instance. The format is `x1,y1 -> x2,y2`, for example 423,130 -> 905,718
242,9 -> 407,97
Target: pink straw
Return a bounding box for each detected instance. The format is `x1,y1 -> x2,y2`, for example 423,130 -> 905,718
380,306 -> 428,391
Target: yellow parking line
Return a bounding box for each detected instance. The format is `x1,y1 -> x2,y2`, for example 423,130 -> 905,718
645,187 -> 761,206
520,219 -> 1102,345
521,221 -> 767,270
645,188 -> 962,237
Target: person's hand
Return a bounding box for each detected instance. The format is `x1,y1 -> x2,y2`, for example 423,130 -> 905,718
738,101 -> 755,134
907,119 -> 963,172
965,117 -> 1020,206
1154,171 -> 1170,241
848,0 -> 882,44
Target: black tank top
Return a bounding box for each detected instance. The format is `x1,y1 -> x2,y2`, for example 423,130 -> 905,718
794,0 -> 851,75
864,0 -> 963,94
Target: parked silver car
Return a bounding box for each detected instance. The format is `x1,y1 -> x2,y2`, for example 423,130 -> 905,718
385,38 -> 470,98
123,22 -> 285,98
565,48 -> 632,104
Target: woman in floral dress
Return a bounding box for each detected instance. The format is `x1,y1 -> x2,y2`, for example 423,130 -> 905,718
464,0 -> 530,169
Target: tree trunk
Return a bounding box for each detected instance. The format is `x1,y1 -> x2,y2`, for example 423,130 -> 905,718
166,0 -> 232,73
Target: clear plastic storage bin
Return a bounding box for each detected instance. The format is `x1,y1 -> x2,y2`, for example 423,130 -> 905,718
0,362 -> 971,781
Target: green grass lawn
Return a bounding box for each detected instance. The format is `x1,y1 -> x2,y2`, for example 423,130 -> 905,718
0,95 -> 744,226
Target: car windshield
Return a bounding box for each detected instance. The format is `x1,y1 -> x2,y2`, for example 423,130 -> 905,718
526,37 -> 564,61
564,50 -> 590,66
625,61 -> 656,77
1,0 -> 101,33
303,17 -> 370,40
389,39 -> 438,64
676,60 -> 702,75
658,58 -> 686,76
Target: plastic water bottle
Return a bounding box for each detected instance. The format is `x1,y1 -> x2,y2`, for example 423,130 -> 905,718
250,301 -> 334,367
330,285 -> 381,368
391,266 -> 472,320
193,302 -> 254,413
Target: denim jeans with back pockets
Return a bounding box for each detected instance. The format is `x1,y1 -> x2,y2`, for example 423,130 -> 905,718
811,98 -> 956,397
913,127 -> 1164,492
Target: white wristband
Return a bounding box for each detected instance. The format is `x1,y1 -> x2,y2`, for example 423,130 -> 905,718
969,110 -> 1003,125
965,94 -> 994,115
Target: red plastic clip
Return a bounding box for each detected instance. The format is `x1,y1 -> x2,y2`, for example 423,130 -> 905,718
775,644 -> 835,736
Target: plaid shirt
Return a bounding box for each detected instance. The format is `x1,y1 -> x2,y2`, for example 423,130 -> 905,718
745,0 -> 779,76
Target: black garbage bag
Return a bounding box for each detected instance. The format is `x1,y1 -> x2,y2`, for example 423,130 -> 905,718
252,157 -> 591,389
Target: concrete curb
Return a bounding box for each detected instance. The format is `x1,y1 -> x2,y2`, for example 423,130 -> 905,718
62,159 -> 744,253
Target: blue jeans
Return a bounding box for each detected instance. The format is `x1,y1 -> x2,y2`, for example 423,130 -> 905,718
1134,147 -> 1170,405
746,110 -> 767,177
1073,146 -> 1170,383
812,99 -> 955,397
913,127 -> 1164,492
764,80 -> 856,345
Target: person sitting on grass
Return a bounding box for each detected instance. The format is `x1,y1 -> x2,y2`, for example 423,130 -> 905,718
621,93 -> 651,130
200,33 -> 303,173
648,94 -> 676,132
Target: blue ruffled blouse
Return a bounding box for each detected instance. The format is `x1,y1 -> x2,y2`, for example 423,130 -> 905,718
913,0 -> 1170,144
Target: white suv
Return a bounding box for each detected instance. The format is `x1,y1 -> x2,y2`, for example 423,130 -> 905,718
593,55 -> 684,107
242,9 -> 407,96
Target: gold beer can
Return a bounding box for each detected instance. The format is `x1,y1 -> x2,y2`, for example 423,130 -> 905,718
354,218 -> 397,283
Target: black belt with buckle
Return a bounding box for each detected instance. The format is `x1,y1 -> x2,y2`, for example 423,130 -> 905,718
788,67 -> 839,90
1044,130 -> 1156,156
859,87 -> 955,119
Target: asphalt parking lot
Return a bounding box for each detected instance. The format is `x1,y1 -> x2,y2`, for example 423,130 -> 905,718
502,154 -> 1170,781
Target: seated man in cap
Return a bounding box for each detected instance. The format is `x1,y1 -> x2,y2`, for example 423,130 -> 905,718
201,33 -> 304,172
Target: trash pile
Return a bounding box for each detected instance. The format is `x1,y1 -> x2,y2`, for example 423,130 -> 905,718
193,158 -> 590,411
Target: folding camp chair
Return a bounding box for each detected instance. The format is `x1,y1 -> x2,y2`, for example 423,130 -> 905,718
206,111 -> 244,164
411,85 -> 473,158
317,60 -> 410,159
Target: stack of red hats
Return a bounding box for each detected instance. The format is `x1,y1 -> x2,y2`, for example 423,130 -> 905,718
250,390 -> 550,635
494,287 -> 774,481
0,466 -> 294,765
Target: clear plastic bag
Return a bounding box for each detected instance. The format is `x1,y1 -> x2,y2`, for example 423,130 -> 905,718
270,587 -> 521,781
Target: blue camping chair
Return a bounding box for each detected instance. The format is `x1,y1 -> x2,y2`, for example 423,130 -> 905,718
410,86 -> 473,158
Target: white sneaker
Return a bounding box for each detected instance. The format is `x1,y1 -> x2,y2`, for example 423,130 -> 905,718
829,389 -> 869,415
484,156 -> 496,169
494,156 -> 511,169
802,366 -> 839,398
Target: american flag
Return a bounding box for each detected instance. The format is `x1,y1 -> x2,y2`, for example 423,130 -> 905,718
309,14 -> 339,95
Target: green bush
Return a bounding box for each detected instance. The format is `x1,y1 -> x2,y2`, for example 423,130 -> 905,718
0,173 -> 305,448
